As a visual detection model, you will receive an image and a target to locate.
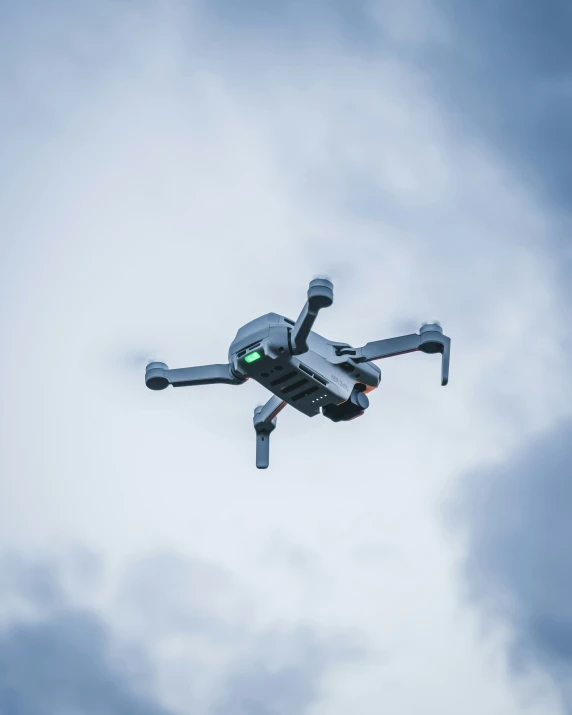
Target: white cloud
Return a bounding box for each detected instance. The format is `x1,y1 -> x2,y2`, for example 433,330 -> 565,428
1,1 -> 570,713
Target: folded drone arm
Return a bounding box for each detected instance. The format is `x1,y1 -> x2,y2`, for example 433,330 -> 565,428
291,278 -> 334,355
166,364 -> 245,387
253,395 -> 287,469
145,362 -> 246,390
337,324 -> 451,386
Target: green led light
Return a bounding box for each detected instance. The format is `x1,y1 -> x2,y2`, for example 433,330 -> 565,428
244,351 -> 262,363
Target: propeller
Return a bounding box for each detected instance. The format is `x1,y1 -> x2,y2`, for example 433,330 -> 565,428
421,319 -> 442,329
123,349 -> 162,372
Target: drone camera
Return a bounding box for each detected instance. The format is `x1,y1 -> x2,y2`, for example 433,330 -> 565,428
322,387 -> 369,423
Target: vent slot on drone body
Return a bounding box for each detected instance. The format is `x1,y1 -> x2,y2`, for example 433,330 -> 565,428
281,378 -> 309,394
298,364 -> 328,386
270,371 -> 297,386
237,342 -> 261,358
292,386 -> 319,401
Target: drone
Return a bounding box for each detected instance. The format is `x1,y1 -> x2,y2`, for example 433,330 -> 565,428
145,278 -> 451,469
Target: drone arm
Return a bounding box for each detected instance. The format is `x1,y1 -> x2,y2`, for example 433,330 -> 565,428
146,362 -> 246,390
291,278 -> 334,355
167,364 -> 245,387
339,324 -> 451,386
291,302 -> 314,356
355,333 -> 422,361
253,396 -> 287,469
256,394 -> 288,423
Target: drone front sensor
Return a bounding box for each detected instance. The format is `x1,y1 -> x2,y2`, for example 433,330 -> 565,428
145,278 -> 451,468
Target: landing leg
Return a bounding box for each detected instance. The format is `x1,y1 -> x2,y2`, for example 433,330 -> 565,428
253,395 -> 287,469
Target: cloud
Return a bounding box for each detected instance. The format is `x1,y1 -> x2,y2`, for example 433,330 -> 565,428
110,551 -> 362,713
419,0 -> 572,216
1,1 -> 571,714
0,551 -> 360,714
449,419 -> 572,707
213,627 -> 357,715
0,552 -> 173,715
0,612 -> 175,715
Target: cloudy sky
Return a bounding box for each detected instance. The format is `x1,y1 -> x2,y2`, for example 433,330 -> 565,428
1,1 -> 572,713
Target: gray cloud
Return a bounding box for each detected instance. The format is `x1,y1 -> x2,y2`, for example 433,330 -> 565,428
0,554 -> 64,611
213,627 -> 358,715
449,420 -> 572,702
0,551 -> 360,714
1,1 -> 570,713
197,0 -> 378,52
114,551 -> 362,713
198,0 -> 572,278
0,611 -> 174,715
193,0 -> 572,206
426,1 -> 572,216
0,551 -> 173,715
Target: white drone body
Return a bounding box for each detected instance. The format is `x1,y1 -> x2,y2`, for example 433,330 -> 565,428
145,279 -> 450,468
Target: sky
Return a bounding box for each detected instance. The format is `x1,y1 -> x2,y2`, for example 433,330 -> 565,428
1,0 -> 571,713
